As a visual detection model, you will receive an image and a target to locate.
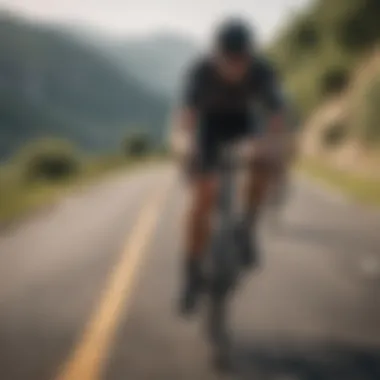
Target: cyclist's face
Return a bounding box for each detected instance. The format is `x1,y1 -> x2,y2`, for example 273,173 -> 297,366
216,52 -> 251,81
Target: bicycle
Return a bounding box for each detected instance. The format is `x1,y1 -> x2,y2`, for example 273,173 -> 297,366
201,141 -> 253,371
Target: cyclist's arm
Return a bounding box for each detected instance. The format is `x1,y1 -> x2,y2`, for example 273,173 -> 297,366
171,62 -> 203,154
176,106 -> 197,134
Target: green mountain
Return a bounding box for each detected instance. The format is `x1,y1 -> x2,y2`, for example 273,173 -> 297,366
0,12 -> 170,160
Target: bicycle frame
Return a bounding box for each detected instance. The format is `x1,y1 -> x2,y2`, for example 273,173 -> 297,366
205,145 -> 245,369
209,158 -> 240,293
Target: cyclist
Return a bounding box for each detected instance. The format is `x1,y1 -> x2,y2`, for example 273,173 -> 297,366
172,17 -> 287,315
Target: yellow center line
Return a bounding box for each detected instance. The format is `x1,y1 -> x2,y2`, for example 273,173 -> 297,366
55,176 -> 173,380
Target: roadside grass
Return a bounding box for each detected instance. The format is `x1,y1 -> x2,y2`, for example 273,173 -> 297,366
0,154 -> 157,225
297,157 -> 380,206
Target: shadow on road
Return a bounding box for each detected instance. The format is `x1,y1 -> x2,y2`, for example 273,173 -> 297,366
234,336 -> 380,380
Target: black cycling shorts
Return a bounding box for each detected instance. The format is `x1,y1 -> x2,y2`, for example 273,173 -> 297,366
192,115 -> 280,176
194,114 -> 254,174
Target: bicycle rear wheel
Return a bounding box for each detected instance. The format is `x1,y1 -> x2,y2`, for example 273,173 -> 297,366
207,292 -> 233,371
204,229 -> 238,371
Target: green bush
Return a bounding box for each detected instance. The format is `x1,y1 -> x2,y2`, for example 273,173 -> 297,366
320,66 -> 350,96
293,22 -> 320,51
337,14 -> 375,52
123,131 -> 151,158
13,138 -> 82,183
322,121 -> 348,147
336,0 -> 380,53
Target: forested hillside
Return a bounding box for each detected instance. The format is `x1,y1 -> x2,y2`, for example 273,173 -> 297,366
87,32 -> 199,97
0,12 -> 169,159
268,0 -> 380,127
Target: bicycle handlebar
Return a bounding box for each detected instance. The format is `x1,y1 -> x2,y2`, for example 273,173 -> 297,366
218,141 -> 257,169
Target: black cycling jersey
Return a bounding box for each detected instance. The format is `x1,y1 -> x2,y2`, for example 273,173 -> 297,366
182,55 -> 284,132
181,54 -> 285,174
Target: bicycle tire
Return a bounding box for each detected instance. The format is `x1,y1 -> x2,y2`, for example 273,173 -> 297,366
204,223 -> 239,371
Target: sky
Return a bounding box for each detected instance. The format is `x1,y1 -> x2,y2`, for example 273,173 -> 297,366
0,0 -> 311,42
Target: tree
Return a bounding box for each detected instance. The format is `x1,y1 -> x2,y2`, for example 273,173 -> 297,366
322,121 -> 348,147
123,131 -> 151,158
320,66 -> 350,96
13,138 -> 81,182
293,22 -> 320,51
336,0 -> 380,53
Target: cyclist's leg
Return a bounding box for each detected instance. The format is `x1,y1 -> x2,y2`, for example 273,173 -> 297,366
243,112 -> 272,220
246,159 -> 273,215
179,125 -> 220,315
233,115 -> 273,268
239,155 -> 275,268
185,175 -> 218,259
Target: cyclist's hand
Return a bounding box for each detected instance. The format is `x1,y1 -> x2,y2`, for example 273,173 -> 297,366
170,126 -> 193,160
171,130 -> 198,179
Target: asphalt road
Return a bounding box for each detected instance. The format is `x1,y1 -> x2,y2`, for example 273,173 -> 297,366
0,163 -> 380,380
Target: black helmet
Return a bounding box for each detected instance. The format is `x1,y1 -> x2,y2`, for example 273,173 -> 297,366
215,17 -> 254,55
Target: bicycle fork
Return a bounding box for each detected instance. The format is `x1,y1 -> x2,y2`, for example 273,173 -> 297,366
210,165 -> 239,296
